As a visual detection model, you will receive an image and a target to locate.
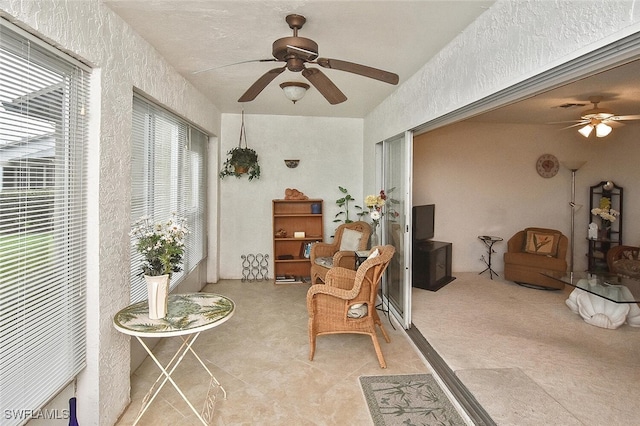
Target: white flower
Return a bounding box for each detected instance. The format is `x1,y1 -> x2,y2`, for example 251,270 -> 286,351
370,210 -> 381,220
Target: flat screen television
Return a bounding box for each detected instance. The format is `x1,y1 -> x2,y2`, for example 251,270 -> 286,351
412,204 -> 435,242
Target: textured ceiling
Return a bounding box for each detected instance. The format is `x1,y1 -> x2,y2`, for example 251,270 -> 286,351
104,0 -> 640,129
103,0 -> 494,118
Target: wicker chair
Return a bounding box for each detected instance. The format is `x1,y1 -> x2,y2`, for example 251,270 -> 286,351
307,244 -> 395,368
310,221 -> 371,284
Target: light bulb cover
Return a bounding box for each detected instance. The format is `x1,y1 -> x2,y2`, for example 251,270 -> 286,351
280,82 -> 309,103
595,122 -> 612,137
578,124 -> 593,138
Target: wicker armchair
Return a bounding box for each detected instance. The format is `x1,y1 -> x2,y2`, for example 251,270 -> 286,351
310,221 -> 371,284
307,244 -> 395,368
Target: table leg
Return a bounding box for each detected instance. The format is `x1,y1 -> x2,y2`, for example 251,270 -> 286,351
133,333 -> 225,425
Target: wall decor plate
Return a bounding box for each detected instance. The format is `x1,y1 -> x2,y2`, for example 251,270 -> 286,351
536,154 -> 559,178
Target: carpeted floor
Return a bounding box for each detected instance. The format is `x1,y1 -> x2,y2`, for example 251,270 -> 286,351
360,374 -> 466,426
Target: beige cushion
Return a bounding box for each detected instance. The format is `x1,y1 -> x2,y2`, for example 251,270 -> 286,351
339,229 -> 363,251
524,230 -> 560,256
314,257 -> 333,267
367,248 -> 380,260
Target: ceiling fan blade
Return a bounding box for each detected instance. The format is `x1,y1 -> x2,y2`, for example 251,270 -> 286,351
302,67 -> 347,105
192,59 -> 277,75
610,114 -> 640,121
316,58 -> 399,85
560,122 -> 589,130
238,66 -> 286,102
547,120 -> 584,124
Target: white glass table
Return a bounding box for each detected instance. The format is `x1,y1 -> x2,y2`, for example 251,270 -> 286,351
113,293 -> 235,425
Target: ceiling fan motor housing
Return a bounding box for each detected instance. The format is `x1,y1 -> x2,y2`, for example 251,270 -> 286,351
272,37 -> 319,68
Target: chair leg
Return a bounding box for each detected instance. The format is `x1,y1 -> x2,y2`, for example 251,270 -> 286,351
378,322 -> 391,343
370,333 -> 387,368
308,320 -> 316,361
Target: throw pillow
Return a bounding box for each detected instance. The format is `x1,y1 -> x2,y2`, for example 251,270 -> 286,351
347,303 -> 368,318
339,228 -> 363,251
524,230 -> 560,256
367,248 -> 380,260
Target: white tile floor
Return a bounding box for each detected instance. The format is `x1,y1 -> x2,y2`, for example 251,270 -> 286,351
115,280 -> 432,425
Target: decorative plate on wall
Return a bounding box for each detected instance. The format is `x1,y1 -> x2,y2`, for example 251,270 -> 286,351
536,154 -> 559,178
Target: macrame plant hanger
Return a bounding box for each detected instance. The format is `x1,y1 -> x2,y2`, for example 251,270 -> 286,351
238,109 -> 248,149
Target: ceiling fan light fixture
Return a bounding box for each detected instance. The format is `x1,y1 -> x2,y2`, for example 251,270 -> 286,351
595,122 -> 612,137
578,124 -> 593,138
280,81 -> 309,104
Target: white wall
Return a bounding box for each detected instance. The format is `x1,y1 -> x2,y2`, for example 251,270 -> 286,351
0,1 -> 220,425
364,0 -> 640,144
414,120 -> 640,273
217,113 -> 364,279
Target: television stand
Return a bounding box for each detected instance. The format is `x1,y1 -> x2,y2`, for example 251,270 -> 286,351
412,240 -> 455,291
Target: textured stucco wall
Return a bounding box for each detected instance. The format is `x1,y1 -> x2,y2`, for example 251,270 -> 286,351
0,1 -> 220,425
363,0 -> 640,194
217,113 -> 364,279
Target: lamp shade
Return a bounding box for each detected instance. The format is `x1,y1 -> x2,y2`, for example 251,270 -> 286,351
280,82 -> 309,103
578,124 -> 593,137
595,122 -> 612,137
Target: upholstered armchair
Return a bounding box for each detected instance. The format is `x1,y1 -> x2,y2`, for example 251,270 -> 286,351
307,245 -> 395,368
607,245 -> 640,279
310,221 -> 371,284
503,227 -> 568,290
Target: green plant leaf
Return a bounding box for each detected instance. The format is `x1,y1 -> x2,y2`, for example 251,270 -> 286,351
339,186 -> 348,194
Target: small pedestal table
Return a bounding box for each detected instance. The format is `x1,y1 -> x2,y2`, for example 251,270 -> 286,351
113,293 -> 235,425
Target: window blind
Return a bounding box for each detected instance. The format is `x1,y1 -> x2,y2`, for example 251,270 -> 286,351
130,95 -> 207,303
0,20 -> 88,425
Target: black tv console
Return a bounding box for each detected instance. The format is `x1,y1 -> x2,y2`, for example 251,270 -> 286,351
412,240 -> 455,291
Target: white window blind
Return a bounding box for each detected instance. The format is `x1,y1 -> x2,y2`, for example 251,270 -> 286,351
0,20 -> 88,425
130,95 -> 207,302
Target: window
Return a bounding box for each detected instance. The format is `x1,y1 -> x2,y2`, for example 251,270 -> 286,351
0,20 -> 88,424
130,94 -> 207,302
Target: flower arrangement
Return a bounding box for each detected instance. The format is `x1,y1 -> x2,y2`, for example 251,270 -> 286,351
130,214 -> 190,276
591,197 -> 619,227
365,190 -> 387,229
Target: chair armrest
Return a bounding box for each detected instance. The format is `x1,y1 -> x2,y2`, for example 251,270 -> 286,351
607,245 -> 640,271
310,242 -> 338,261
333,251 -> 357,269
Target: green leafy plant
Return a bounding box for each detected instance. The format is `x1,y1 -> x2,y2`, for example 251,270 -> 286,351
219,146 -> 261,181
130,214 -> 190,276
333,186 -> 365,224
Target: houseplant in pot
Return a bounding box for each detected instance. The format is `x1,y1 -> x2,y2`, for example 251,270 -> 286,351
219,110 -> 261,181
130,213 -> 189,319
219,146 -> 261,180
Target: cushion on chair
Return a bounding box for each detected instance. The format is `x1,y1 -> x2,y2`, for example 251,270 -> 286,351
523,229 -> 560,256
367,248 -> 380,260
314,257 -> 333,267
612,259 -> 640,278
339,229 -> 363,251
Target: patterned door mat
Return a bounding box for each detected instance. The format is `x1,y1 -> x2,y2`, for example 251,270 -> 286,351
360,374 -> 466,425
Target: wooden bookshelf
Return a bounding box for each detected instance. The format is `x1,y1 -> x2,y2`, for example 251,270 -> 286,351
272,199 -> 323,283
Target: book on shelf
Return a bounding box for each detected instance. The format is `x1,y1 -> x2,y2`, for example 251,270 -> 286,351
274,275 -> 311,284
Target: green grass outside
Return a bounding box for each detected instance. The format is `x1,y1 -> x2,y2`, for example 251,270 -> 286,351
0,232 -> 54,281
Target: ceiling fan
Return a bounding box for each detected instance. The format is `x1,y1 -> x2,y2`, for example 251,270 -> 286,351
555,96 -> 640,137
215,14 -> 399,105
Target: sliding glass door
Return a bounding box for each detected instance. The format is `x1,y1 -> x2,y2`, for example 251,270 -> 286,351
380,131 -> 412,329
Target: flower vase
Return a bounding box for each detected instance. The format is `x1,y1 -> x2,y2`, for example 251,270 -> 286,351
369,223 -> 380,248
144,274 -> 170,319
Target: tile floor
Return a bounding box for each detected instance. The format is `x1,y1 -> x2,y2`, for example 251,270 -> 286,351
115,279 -> 440,425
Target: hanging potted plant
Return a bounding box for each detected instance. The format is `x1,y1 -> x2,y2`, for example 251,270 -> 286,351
219,111 -> 261,181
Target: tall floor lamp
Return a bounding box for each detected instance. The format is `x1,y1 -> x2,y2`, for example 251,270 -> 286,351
561,161 -> 587,272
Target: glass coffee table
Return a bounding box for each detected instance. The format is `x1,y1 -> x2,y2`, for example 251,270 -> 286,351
543,271 -> 640,303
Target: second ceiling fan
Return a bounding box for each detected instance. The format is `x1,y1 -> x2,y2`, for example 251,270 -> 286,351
236,14 -> 399,105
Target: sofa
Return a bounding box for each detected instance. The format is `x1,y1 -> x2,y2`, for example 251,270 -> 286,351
607,245 -> 640,279
503,227 -> 568,290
